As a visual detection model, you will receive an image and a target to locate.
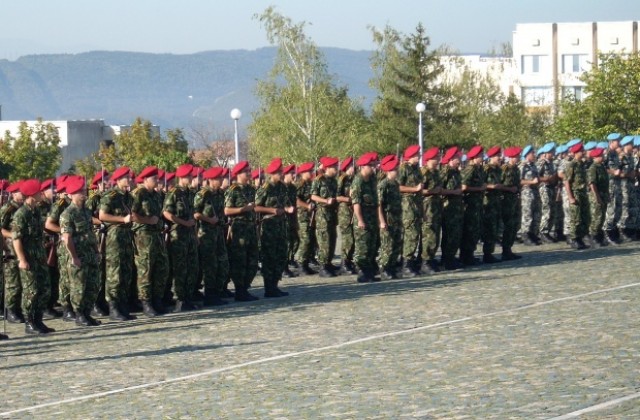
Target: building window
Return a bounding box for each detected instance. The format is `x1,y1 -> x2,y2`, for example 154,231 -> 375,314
521,86 -> 553,106
562,54 -> 588,73
521,55 -> 546,74
562,86 -> 584,101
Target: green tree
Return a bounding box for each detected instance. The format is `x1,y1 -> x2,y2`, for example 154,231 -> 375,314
0,119 -> 62,181
248,7 -> 371,165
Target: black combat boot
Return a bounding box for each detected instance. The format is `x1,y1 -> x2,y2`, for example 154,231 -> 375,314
501,248 -> 522,261
24,316 -> 44,335
483,253 -> 501,264
91,303 -> 108,317
203,294 -> 229,306
282,267 -> 298,278
620,228 -> 635,243
42,307 -> 62,320
0,333 -> 8,340
300,261 -> 318,275
356,269 -> 371,283
234,287 -> 259,302
401,262 -> 416,278
34,312 -> 55,333
141,300 -> 158,318
108,301 -> 128,321
5,309 -> 25,324
419,261 -> 434,275
318,265 -> 336,278
62,307 -> 76,322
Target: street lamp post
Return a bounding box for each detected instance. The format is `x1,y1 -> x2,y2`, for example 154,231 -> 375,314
416,102 -> 426,167
230,108 -> 242,164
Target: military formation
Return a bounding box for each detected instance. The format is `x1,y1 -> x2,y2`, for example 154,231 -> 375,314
1,132 -> 639,339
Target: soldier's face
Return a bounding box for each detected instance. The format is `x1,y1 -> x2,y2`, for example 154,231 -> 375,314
117,177 -> 130,190
144,176 -> 158,189
325,167 -> 337,177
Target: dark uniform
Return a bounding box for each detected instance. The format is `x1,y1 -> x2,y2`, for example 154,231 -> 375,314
311,174 -> 338,274
587,158 -> 609,245
440,165 -> 463,269
337,173 -> 355,272
377,175 -> 401,278
460,162 -> 485,265
398,162 -> 423,274
1,200 -> 23,322
351,172 -> 379,281
482,162 -> 502,261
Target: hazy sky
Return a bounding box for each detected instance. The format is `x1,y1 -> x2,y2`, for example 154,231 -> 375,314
0,0 -> 637,60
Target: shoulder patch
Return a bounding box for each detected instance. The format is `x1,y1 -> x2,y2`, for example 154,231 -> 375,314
56,198 -> 66,206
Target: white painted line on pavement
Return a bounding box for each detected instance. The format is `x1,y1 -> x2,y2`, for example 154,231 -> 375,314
548,391 -> 640,419
1,281 -> 639,417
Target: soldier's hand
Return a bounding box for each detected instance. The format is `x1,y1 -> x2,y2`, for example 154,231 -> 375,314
244,203 -> 255,212
211,216 -> 219,225
18,259 -> 30,271
380,222 -> 387,231
275,208 -> 285,216
149,216 -> 159,225
531,178 -> 539,185
358,220 -> 366,230
123,214 -> 132,224
185,219 -> 196,228
569,197 -> 577,205
72,256 -> 82,269
285,206 -> 295,214
415,184 -> 423,193
326,198 -> 335,206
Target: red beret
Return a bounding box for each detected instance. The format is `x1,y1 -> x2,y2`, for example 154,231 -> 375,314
40,178 -> 54,192
231,161 -> 250,178
486,146 -> 501,158
135,175 -> 144,184
320,157 -> 339,168
297,162 -> 314,174
504,147 -> 522,158
266,158 -> 283,175
191,166 -> 204,177
466,145 -> 483,160
157,169 -> 165,179
176,164 -> 194,178
356,152 -> 376,167
220,168 -> 229,178
422,147 -> 439,164
91,170 -> 109,186
569,143 -> 583,153
251,169 -> 261,179
20,179 -> 41,197
203,167 -> 224,180
380,154 -> 399,172
0,179 -> 9,190
283,164 -> 296,175
340,157 -> 353,172
589,148 -> 604,158
403,144 -> 420,160
442,146 -> 460,164
7,181 -> 22,193
165,172 -> 176,182
65,176 -> 86,195
111,166 -> 131,182
138,166 -> 159,180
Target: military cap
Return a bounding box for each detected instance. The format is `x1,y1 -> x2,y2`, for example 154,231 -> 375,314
203,167 -> 224,180
157,169 -> 165,179
250,169 -> 261,180
366,152 -> 379,162
340,157 -> 353,172
296,162 -> 314,174
320,157 -> 339,168
111,166 -> 131,182
597,141 -> 609,150
138,166 -> 159,180
556,145 -> 567,154
7,181 -> 23,193
521,145 -> 534,158
566,138 -> 581,148
607,133 -> 621,141
441,146 -> 460,164
40,178 -> 54,192
620,135 -> 634,146
584,141 -> 598,151
176,164 -> 194,178
283,164 -> 296,175
589,148 -> 605,158
466,145 -> 483,160
91,170 -> 109,186
266,158 -> 283,174
403,144 -> 421,160
20,179 -> 41,197
634,135 -> 640,147
504,147 -> 522,158
486,146 -> 501,158
191,166 -> 204,178
569,143 -> 584,153
165,172 -> 176,182
65,176 -> 86,195
356,152 -> 376,167
422,147 -> 440,164
220,168 -> 228,178
231,161 -> 249,178
380,154 -> 399,171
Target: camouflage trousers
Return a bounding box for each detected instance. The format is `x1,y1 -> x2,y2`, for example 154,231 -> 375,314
461,196 -> 483,257
378,222 -> 401,271
421,198 -> 442,261
604,179 -> 622,231
520,188 -> 541,237
227,220 -> 259,291
589,194 -> 607,237
105,227 -> 134,306
286,214 -> 299,263
482,196 -> 501,255
57,241 -> 71,308
168,228 -> 199,301
3,256 -> 20,310
338,207 -> 355,264
441,198 -> 463,260
295,214 -> 316,263
562,188 -> 574,237
259,217 -> 288,290
19,257 -> 50,318
68,253 -> 100,315
198,227 -> 229,298
402,198 -> 422,262
315,217 -> 337,266
569,191 -> 590,240
354,212 -> 379,271
501,193 -> 519,251
539,186 -> 557,235
134,231 -> 169,302
620,179 -> 638,230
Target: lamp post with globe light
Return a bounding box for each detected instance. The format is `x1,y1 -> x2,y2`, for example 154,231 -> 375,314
230,108 -> 242,164
416,102 -> 426,167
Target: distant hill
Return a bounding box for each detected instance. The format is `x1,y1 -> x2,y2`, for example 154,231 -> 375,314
0,48 -> 376,135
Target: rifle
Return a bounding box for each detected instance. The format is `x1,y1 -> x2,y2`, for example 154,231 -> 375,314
308,159 -> 318,231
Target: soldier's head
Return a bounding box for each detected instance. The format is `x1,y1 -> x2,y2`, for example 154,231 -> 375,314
403,145 -> 420,166
503,147 -> 521,165
265,158 -> 283,184
41,179 -> 54,201
283,164 -> 295,183
65,176 -> 87,204
590,148 -> 605,163
380,154 -> 398,180
111,167 -> 131,191
569,143 -> 584,160
176,164 -> 194,188
232,161 -> 250,184
139,166 -> 159,190
20,179 -> 42,206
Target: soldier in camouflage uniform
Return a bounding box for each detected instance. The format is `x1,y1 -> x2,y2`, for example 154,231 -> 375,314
563,143 -> 590,249
255,158 -> 294,297
131,166 -> 170,317
460,145 -> 486,266
337,157 -> 357,275
481,146 -> 503,263
38,178 -> 62,320
587,148 -> 609,247
350,153 -> 379,283
377,155 -> 402,280
1,183 -> 25,323
294,162 -> 317,275
311,157 -> 340,277
553,147 -> 567,241
519,146 -> 542,246
282,165 -> 299,278
618,136 -> 637,242
603,134 -> 622,244
440,147 -> 464,270
194,167 -> 230,306
98,167 -> 135,320
398,145 -> 423,277
420,147 -> 443,273
501,147 -> 523,260
224,161 -> 260,301
537,144 -> 558,243
163,164 -> 199,312
13,179 -> 54,335
60,176 -> 101,327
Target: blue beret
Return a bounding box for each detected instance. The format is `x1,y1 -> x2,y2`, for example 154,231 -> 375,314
634,135 -> 640,147
621,135 -> 634,146
566,138 -> 581,148
607,132 -> 621,141
597,142 -> 609,150
556,145 -> 567,154
521,145 -> 533,158
584,141 -> 598,151
545,141 -> 556,151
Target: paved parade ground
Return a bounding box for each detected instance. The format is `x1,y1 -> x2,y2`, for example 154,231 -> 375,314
1,241 -> 640,419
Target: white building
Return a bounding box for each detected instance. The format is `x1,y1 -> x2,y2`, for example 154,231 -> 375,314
512,21 -> 639,108
440,55 -> 518,100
